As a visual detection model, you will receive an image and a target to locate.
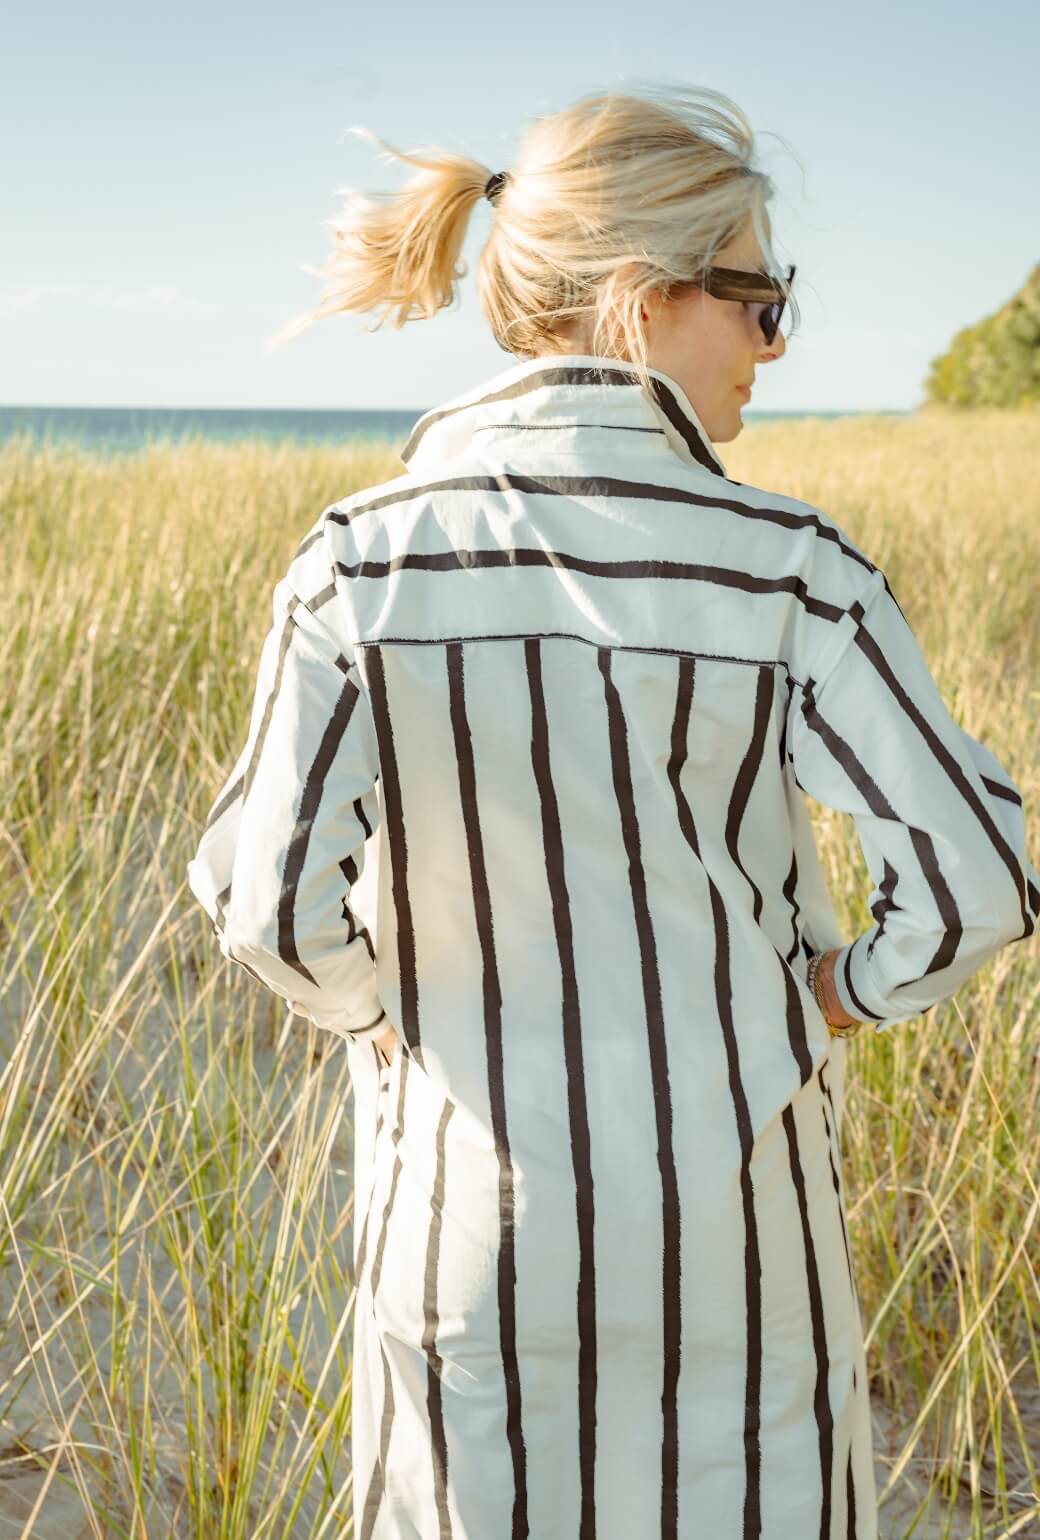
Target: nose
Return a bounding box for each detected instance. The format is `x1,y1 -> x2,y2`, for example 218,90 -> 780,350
756,323 -> 786,363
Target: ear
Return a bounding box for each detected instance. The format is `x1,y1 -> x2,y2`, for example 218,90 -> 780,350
612,260 -> 656,324
639,285 -> 670,326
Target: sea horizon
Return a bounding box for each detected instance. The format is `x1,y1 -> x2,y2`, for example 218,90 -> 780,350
0,402 -> 915,456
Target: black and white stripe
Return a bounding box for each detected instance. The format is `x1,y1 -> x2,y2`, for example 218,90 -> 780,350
525,636 -> 599,1538
187,352 -> 1039,1538
598,643 -> 682,1536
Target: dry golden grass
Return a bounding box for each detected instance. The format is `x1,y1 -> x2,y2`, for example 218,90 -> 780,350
0,407 -> 1037,1537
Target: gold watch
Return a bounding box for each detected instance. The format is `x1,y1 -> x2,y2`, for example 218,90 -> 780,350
807,950 -> 865,1039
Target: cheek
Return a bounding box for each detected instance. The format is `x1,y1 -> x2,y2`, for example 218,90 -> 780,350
698,326 -> 742,389
649,300 -> 745,403
720,310 -> 755,375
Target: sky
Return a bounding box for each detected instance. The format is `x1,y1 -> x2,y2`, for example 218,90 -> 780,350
2,0 -> 1037,415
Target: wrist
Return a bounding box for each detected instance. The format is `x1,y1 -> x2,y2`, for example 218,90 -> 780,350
815,949 -> 860,1030
375,1020 -> 398,1067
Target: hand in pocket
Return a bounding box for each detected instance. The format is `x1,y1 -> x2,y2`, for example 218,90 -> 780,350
375,1019 -> 399,1069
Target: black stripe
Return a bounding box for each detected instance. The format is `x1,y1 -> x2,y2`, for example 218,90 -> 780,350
355,1007 -> 388,1036
354,793 -> 375,839
309,469 -> 884,590
781,1102 -> 835,1540
275,670 -> 365,989
817,1064 -> 857,1304
399,364 -> 726,478
350,630 -> 806,685
445,640 -> 528,1536
846,1443 -> 857,1539
206,621 -> 368,840
667,655 -> 762,1537
866,859 -> 901,960
208,594 -> 337,831
222,942 -> 270,991
359,1052 -> 409,1538
422,1092 -> 456,1540
525,637 -> 598,1539
207,769 -> 245,834
780,672 -> 797,767
369,1059 -> 407,1302
205,612 -> 297,830
783,851 -> 803,963
646,369 -> 728,476
337,856 -> 372,949
359,1340 -> 395,1539
339,855 -> 376,961
351,1041 -> 386,1285
851,623 -> 1035,938
841,938 -> 884,1023
247,598 -> 353,808
472,420 -> 667,435
360,646 -> 424,1068
981,775 -> 1022,806
780,953 -> 815,1086
210,885 -> 283,993
333,548 -> 848,623
818,1062 -> 863,1540
599,646 -> 681,1539
728,666 -> 816,1079
799,684 -> 964,1004
725,665 -> 776,927
400,365 -> 589,463
286,606 -> 355,672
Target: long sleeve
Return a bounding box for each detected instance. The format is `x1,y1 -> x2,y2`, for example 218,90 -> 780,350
186,532 -> 387,1046
788,565 -> 1040,1033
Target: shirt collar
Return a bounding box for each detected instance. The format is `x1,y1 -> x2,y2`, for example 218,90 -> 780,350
399,353 -> 730,482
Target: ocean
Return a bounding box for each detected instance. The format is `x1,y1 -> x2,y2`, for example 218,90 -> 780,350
0,404 -> 908,456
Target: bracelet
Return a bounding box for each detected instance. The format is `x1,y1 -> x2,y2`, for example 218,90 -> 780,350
808,950 -> 864,1039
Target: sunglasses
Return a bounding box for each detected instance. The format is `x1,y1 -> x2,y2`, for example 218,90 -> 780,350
693,263 -> 796,345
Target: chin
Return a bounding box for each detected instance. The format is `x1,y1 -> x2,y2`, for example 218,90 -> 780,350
709,414 -> 743,446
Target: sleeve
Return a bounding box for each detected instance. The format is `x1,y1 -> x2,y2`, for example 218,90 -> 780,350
185,550 -> 387,1047
788,565 -> 1040,1033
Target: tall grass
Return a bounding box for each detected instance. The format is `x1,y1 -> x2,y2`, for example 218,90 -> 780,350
0,410 -> 1037,1538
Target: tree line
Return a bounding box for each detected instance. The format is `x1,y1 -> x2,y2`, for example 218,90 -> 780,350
924,262 -> 1040,407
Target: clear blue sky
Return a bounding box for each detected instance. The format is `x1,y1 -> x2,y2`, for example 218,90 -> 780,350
3,0 -> 1036,413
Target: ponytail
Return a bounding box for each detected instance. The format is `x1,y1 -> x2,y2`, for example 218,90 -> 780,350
268,127 -> 495,347
268,83 -> 799,401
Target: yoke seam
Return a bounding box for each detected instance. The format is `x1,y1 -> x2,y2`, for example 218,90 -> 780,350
351,631 -> 807,689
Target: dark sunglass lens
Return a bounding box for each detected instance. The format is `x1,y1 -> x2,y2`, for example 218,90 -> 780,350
761,296 -> 788,344
759,266 -> 795,343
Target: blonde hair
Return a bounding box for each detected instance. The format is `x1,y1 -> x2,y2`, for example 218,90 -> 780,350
269,80 -> 800,399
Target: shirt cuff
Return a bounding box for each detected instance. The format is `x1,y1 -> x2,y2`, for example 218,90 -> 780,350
828,938 -> 917,1035
288,999 -> 388,1045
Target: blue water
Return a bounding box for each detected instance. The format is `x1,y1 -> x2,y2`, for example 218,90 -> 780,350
0,405 -> 424,454
0,404 -> 909,455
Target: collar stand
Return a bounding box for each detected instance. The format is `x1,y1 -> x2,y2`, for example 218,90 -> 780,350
400,354 -> 730,482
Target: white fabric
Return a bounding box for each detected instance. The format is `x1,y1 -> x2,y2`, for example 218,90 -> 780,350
187,352 -> 1039,1538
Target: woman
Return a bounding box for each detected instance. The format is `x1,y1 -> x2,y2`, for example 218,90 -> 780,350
186,84 -> 1040,1539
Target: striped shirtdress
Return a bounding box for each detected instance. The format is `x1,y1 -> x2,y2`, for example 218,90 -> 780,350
186,353 -> 1040,1540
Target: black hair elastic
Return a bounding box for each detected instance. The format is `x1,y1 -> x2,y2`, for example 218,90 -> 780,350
484,170 -> 510,204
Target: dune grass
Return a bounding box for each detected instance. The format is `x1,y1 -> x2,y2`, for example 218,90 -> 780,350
0,408 -> 1037,1537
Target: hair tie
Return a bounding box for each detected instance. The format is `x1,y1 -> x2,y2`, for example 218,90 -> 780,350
484,170 -> 510,205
